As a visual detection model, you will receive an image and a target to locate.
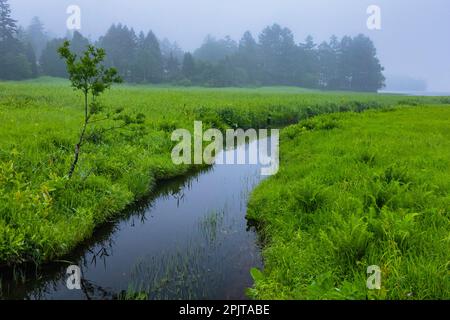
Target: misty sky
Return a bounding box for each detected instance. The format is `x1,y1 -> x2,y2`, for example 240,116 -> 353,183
8,0 -> 450,91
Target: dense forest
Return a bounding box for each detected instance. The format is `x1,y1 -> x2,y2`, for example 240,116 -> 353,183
0,0 -> 385,91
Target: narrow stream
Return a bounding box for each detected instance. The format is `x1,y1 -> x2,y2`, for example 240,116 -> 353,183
0,139 -> 267,300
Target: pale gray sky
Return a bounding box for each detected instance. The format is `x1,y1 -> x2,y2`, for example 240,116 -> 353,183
9,0 -> 450,91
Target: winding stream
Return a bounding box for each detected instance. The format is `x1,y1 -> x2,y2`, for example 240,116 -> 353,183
0,139 -> 267,300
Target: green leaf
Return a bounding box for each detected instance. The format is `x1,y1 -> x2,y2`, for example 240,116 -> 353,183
250,268 -> 264,282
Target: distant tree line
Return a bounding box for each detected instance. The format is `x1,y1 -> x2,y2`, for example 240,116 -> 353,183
0,0 -> 37,79
0,0 -> 385,92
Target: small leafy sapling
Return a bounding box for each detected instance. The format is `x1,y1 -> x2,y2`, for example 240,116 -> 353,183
58,41 -> 145,178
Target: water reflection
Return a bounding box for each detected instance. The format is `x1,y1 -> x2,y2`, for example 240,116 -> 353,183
0,139 -> 266,300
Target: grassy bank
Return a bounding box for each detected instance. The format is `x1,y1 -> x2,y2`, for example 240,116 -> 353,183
247,106 -> 450,299
0,78 -> 447,265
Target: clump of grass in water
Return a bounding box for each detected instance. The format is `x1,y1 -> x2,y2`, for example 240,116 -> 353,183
198,210 -> 225,245
128,244 -> 227,300
126,204 -> 250,300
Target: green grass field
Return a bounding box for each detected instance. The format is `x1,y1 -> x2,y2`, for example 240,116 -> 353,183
247,107 -> 450,299
0,78 -> 449,301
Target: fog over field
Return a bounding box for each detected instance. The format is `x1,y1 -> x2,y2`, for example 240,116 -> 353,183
8,0 -> 450,91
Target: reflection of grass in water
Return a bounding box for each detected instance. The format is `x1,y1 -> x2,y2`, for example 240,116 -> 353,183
128,206 -> 241,300
129,242 -> 228,300
239,173 -> 263,207
198,210 -> 225,244
127,190 -> 262,300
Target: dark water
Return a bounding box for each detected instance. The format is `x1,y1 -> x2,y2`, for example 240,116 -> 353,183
0,140 -> 266,300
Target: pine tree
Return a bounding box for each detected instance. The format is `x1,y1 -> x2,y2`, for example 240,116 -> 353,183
132,30 -> 163,83
70,31 -> 90,56
165,52 -> 180,82
182,52 -> 196,79
259,24 -> 297,85
349,34 -> 385,92
144,30 -> 163,83
298,35 -> 319,88
0,0 -> 16,42
25,41 -> 38,77
160,38 -> 184,62
40,38 -> 68,77
194,35 -> 237,64
0,0 -> 33,80
26,16 -> 47,59
236,31 -> 260,84
99,24 -> 137,81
